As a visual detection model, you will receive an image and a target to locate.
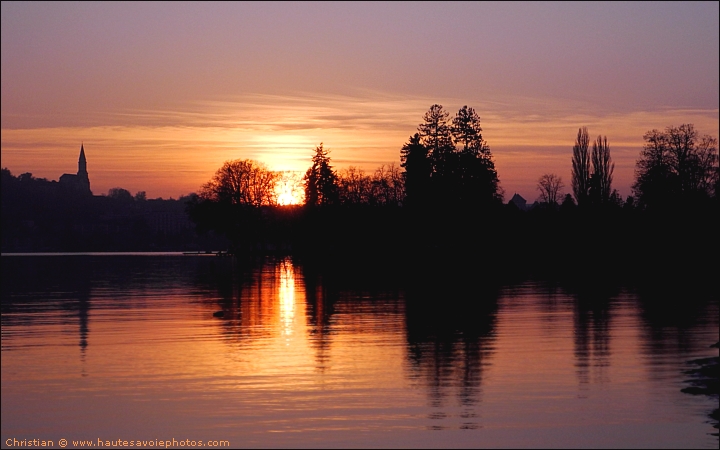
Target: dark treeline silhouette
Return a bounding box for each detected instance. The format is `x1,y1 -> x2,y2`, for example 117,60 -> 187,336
1,168 -> 227,252
3,108 -> 718,281
188,108 -> 716,286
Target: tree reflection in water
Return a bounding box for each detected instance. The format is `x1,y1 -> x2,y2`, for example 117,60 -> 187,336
2,255 -> 718,446
404,274 -> 499,430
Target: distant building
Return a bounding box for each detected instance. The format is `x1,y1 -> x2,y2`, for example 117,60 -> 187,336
59,144 -> 92,195
509,193 -> 527,211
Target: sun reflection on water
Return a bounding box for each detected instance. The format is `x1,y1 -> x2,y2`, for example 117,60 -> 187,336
278,258 -> 295,341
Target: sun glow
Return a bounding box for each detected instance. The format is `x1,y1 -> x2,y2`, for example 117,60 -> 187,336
275,171 -> 305,205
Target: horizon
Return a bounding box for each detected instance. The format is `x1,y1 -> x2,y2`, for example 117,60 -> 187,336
2,2 -> 718,201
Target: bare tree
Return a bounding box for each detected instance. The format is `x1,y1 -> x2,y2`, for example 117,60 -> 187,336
370,163 -> 404,206
201,159 -> 278,206
338,166 -> 371,205
386,163 -> 405,206
633,124 -> 718,207
571,127 -> 590,205
666,124 -> 717,195
537,173 -> 564,205
107,187 -> 133,202
337,164 -> 405,206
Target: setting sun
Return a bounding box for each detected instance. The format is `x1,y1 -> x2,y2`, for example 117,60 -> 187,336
275,171 -> 305,205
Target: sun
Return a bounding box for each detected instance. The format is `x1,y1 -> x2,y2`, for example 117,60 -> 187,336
278,190 -> 300,206
275,171 -> 305,206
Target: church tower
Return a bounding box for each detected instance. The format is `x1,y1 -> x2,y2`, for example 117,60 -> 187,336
59,143 -> 92,195
77,144 -> 90,193
79,144 -> 87,174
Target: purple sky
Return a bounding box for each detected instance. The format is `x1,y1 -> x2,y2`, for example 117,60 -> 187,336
2,2 -> 718,200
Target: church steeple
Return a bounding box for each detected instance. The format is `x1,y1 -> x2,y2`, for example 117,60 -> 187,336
78,143 -> 87,175
59,144 -> 92,195
77,143 -> 90,193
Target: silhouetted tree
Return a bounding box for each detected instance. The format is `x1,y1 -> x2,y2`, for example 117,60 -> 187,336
608,189 -> 624,209
623,195 -> 636,211
191,159 -> 283,253
633,124 -> 718,208
560,193 -> 577,212
451,105 -> 485,155
666,125 -> 717,197
200,159 -> 278,206
370,163 -> 404,206
418,104 -> 454,178
400,133 -> 430,207
571,127 -> 590,205
337,166 -> 372,205
304,143 -> 339,206
18,172 -> 34,183
589,135 -> 614,205
337,164 -> 404,207
451,105 -> 501,205
633,129 -> 671,208
108,187 -> 133,202
536,173 -> 564,205
408,105 -> 501,207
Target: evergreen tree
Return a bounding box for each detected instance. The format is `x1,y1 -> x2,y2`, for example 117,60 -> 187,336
304,143 -> 339,206
451,106 -> 500,205
418,104 -> 454,180
408,104 -> 501,207
400,133 -> 430,208
451,105 -> 484,155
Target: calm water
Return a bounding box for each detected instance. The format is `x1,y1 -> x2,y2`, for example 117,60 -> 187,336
1,254 -> 717,448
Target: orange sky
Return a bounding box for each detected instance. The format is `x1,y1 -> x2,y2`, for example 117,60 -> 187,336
2,3 -> 718,201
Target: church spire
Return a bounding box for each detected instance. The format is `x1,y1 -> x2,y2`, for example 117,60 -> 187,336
78,143 -> 87,174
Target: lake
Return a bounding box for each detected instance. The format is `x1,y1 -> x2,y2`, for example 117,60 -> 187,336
1,254 -> 718,448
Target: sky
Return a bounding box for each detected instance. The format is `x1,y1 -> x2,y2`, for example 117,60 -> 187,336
2,1 -> 718,201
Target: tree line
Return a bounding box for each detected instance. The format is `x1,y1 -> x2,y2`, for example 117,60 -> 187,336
533,123 -> 718,211
179,104 -> 719,280
196,105 -> 717,215
197,104 -> 504,210
0,169 -> 227,252
2,104 -> 717,258
197,145 -> 405,208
